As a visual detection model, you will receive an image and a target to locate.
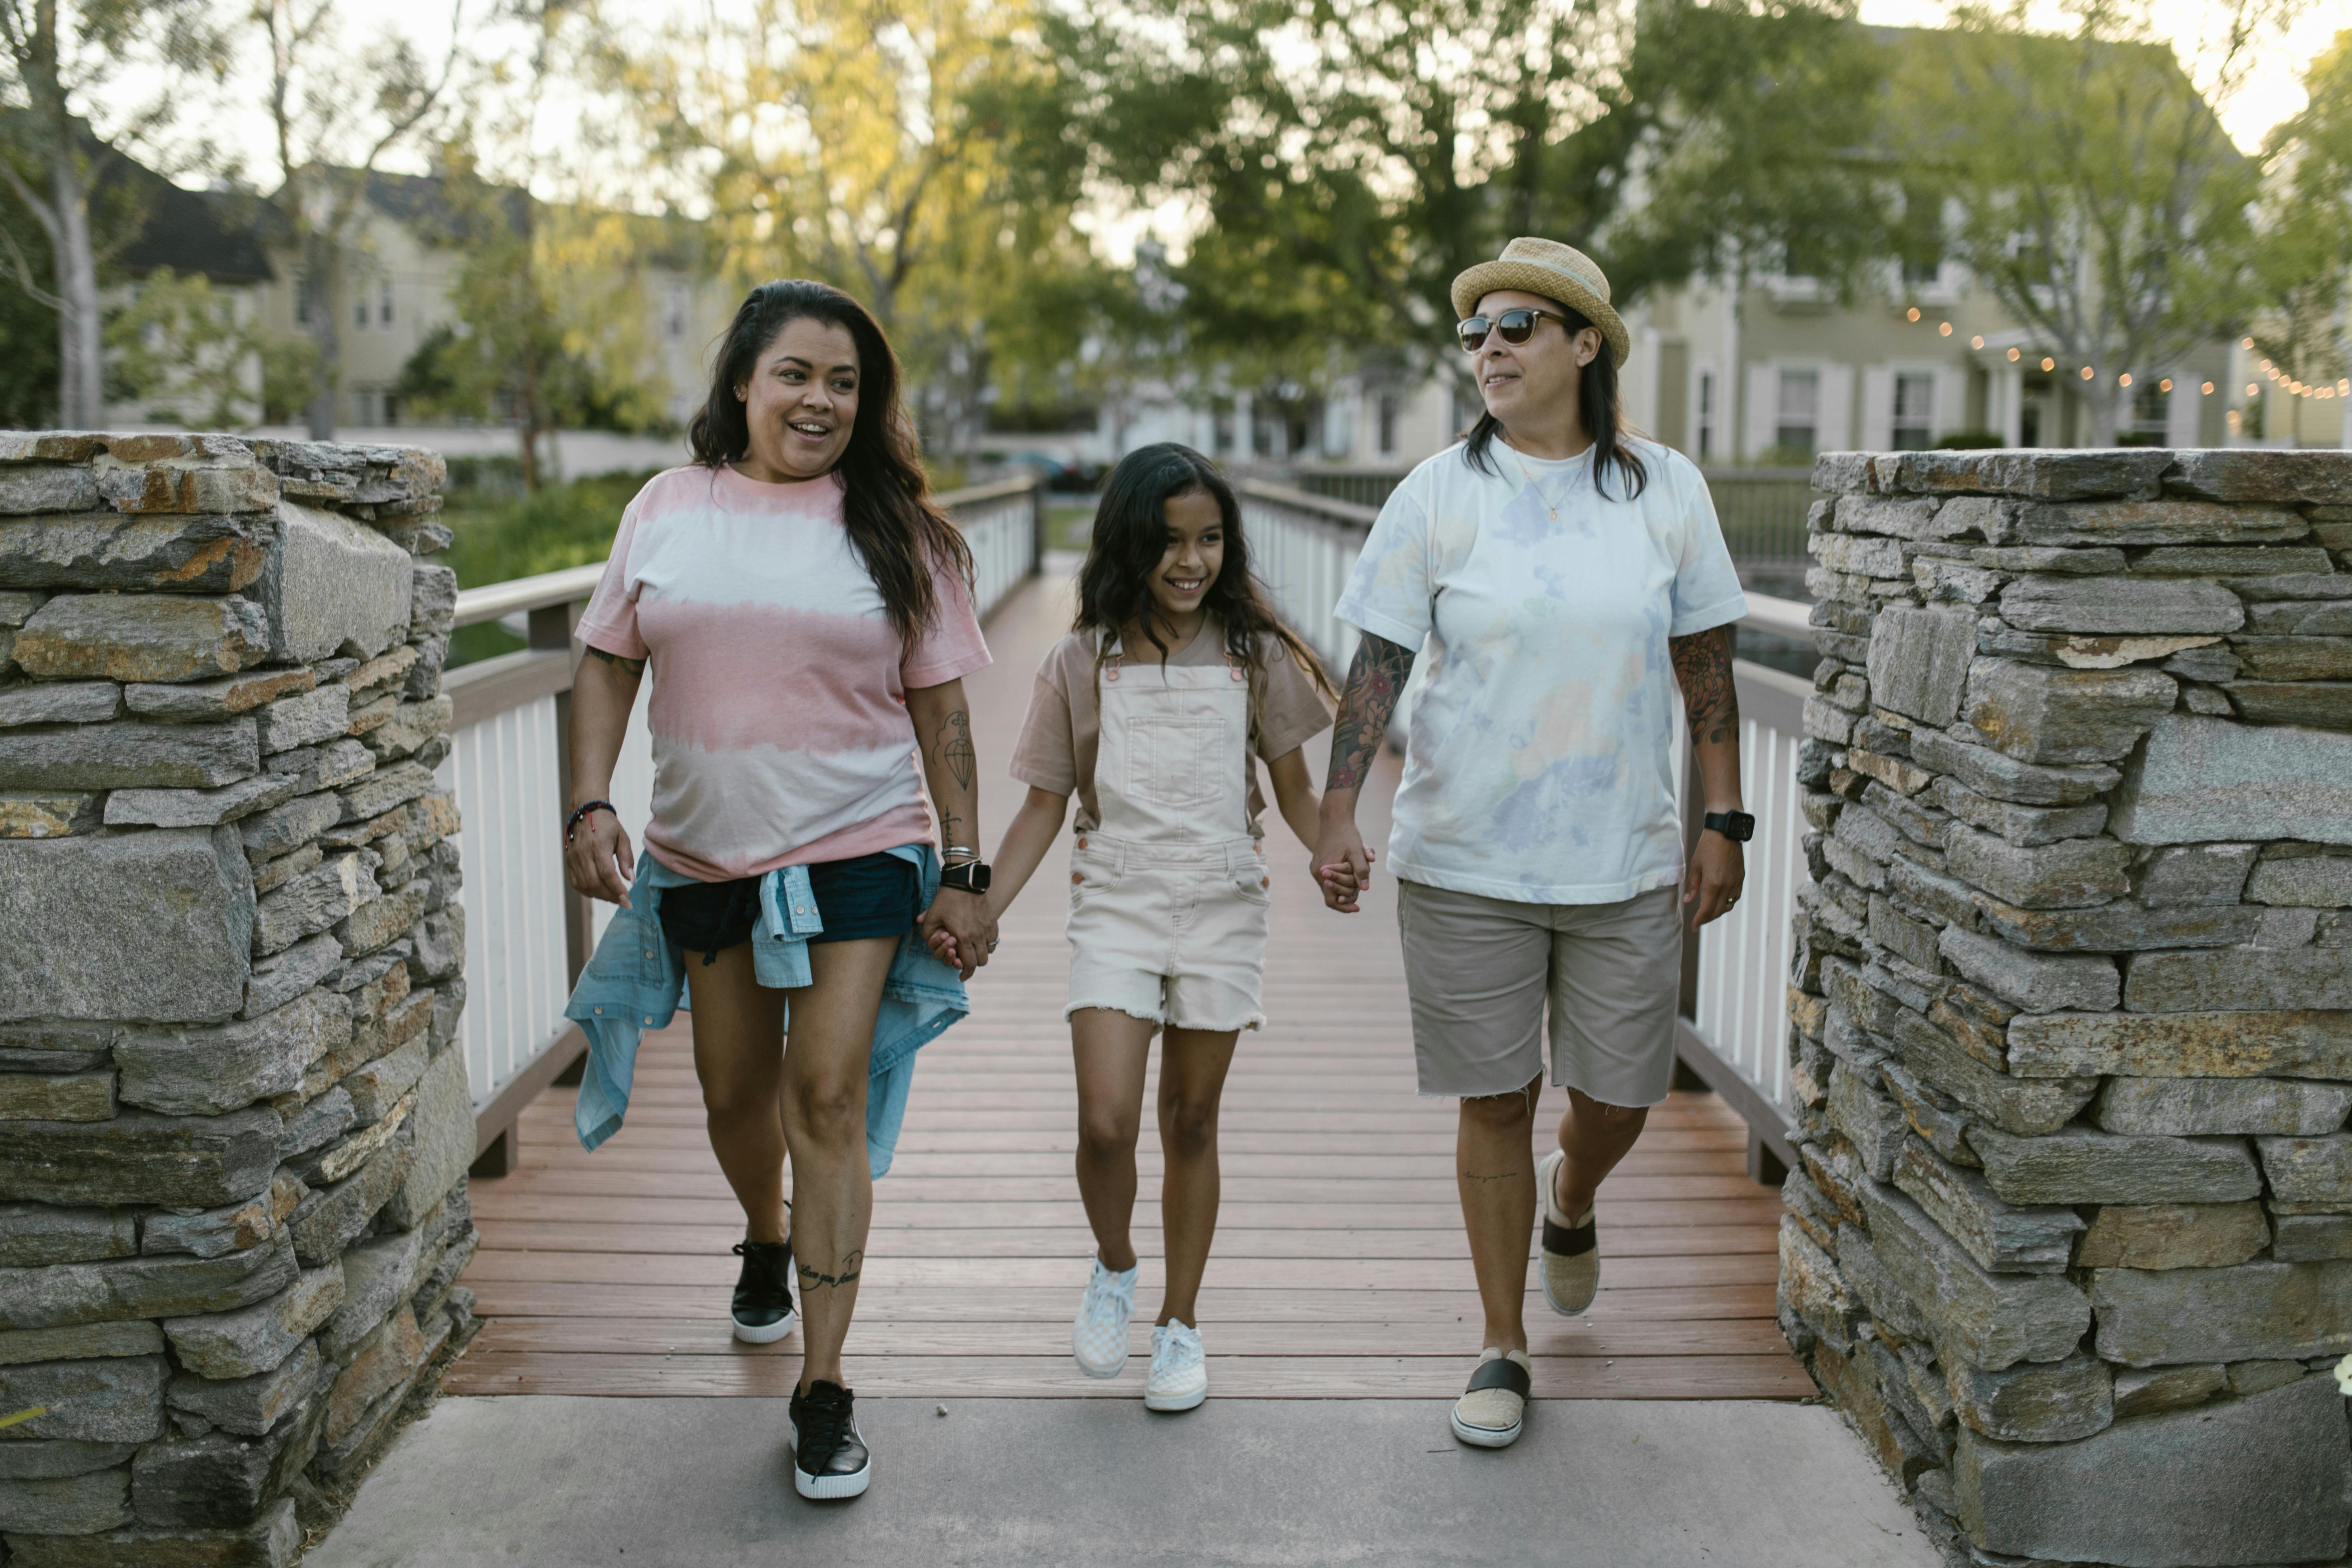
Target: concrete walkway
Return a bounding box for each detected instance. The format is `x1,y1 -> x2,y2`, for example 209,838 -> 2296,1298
309,1395 -> 1938,1568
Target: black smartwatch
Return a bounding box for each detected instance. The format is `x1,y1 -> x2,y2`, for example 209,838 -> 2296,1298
1702,810 -> 1755,843
939,860 -> 992,894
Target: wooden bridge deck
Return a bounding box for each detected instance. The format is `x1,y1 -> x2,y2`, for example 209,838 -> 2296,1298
446,566 -> 1805,1401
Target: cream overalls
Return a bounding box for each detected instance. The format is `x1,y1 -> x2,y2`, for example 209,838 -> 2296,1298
1065,631 -> 1272,1032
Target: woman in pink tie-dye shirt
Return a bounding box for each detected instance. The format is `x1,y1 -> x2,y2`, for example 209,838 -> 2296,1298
562,281 -> 995,1500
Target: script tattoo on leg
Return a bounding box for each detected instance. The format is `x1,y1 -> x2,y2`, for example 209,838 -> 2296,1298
798,1250 -> 863,1291
1325,633 -> 1414,793
1668,625 -> 1739,746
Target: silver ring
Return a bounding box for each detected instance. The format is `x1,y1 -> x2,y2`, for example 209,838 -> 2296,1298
985,938 -> 1000,950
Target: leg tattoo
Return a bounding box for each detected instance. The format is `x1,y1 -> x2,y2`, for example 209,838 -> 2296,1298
798,1250 -> 864,1290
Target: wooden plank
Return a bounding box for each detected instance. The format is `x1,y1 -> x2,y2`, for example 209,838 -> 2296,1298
466,1194 -> 1786,1229
462,1315 -> 1796,1360
468,1222 -> 1778,1260
441,1350 -> 1810,1401
464,1283 -> 1784,1324
460,1250 -> 1781,1291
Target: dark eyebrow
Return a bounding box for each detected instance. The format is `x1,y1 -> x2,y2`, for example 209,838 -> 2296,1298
774,356 -> 859,374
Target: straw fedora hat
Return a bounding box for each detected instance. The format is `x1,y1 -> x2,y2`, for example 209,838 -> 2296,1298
1450,238 -> 1630,369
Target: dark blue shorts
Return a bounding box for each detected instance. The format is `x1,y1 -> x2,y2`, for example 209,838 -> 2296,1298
657,850 -> 922,965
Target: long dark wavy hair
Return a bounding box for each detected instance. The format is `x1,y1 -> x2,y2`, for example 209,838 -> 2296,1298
688,279 -> 973,644
1461,295 -> 1648,502
1075,444 -> 1337,725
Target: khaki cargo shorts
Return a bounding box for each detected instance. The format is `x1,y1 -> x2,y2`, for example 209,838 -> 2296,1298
1395,879 -> 1684,1106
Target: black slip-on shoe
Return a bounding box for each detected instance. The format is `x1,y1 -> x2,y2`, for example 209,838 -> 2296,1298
1450,1349 -> 1532,1448
789,1379 -> 872,1499
731,1238 -> 797,1344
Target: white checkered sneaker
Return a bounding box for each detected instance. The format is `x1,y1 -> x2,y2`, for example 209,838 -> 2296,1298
1144,1318 -> 1207,1411
1072,1256 -> 1137,1378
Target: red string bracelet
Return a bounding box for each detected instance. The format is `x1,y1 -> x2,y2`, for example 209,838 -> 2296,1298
564,800 -> 615,844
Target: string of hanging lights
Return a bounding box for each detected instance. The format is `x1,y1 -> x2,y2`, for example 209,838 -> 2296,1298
1894,310 -> 2342,402
2239,337 -> 2347,401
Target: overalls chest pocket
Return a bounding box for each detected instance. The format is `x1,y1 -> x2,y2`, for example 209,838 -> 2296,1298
1125,712 -> 1225,812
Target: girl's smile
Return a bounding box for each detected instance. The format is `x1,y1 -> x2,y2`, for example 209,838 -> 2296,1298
1146,488 -> 1225,635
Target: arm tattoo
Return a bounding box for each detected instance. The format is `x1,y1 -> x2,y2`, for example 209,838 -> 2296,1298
1670,626 -> 1739,747
586,647 -> 645,679
1325,633 -> 1413,793
935,709 -> 975,791
798,1250 -> 863,1290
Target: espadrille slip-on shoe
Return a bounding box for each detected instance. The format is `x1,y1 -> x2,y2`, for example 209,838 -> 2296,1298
1538,1147 -> 1599,1315
1450,1348 -> 1533,1448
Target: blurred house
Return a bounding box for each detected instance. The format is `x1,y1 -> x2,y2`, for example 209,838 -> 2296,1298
96,159 -> 726,437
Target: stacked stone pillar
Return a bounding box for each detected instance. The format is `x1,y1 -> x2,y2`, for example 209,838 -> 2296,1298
1780,447 -> 2352,1568
0,435 -> 477,1565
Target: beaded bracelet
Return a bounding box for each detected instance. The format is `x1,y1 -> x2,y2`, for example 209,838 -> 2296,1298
564,799 -> 615,845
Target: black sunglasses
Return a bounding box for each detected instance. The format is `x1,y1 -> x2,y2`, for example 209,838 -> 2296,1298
1456,307 -> 1573,352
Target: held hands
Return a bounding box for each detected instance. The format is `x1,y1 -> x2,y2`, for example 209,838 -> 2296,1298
1684,831 -> 1745,931
563,805 -> 635,909
1311,818 -> 1374,913
919,891 -> 998,981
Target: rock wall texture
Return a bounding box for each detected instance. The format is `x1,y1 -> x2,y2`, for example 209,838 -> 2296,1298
0,434 -> 475,1566
1782,447 -> 2352,1568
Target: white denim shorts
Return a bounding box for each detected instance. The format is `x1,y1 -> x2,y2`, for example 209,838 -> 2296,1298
1065,833 -> 1270,1033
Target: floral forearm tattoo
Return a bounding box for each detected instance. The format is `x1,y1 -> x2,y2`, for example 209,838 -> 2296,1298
1325,633 -> 1414,793
1670,626 -> 1739,746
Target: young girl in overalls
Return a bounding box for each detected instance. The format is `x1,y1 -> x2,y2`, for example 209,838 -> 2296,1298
937,443 -> 1333,1410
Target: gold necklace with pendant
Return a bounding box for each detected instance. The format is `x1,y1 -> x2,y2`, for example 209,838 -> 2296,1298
1511,447 -> 1564,521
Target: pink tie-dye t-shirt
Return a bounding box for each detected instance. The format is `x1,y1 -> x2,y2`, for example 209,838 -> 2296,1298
577,465 -> 991,882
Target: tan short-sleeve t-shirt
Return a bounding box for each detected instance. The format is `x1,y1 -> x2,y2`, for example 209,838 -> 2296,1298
1009,616 -> 1333,836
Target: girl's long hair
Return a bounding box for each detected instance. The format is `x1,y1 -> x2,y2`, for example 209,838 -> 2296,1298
1075,443 -> 1338,726
688,279 -> 973,644
1461,296 -> 1648,502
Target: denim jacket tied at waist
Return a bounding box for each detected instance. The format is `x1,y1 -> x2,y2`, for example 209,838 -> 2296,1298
563,844 -> 968,1179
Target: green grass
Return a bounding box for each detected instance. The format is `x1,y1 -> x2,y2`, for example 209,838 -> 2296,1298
1046,501 -> 1097,552
441,469 -> 659,667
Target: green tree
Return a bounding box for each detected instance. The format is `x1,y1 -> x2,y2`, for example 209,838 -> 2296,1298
581,0 -> 1076,456
0,149 -> 59,422
1893,0 -> 2288,445
104,266 -> 249,425
253,0 -> 464,438
0,0 -> 225,425
1035,0 -> 1890,385
2251,30 -> 2352,395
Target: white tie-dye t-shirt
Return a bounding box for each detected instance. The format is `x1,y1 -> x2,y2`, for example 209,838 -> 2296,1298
577,465 -> 990,882
1334,437 -> 1746,904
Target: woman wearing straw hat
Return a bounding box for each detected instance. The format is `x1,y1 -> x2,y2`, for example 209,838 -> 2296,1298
1311,237 -> 1752,1449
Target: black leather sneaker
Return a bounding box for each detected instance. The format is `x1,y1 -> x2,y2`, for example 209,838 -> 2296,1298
731,1239 -> 797,1344
788,1379 -> 871,1499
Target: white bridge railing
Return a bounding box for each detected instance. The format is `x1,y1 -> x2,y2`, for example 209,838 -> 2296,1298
439,474 -> 1046,1174
1239,479 -> 1812,1182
